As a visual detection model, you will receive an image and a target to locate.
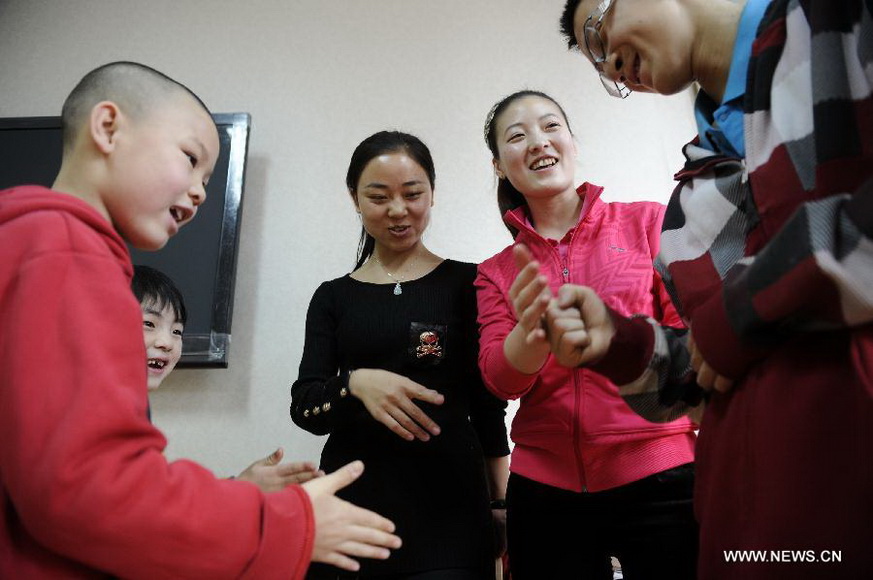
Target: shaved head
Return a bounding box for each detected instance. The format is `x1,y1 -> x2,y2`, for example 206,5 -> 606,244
60,61 -> 211,152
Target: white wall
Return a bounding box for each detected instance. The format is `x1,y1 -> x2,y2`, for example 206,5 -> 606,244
0,0 -> 696,476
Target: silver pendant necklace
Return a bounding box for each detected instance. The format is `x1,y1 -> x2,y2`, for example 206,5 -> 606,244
372,256 -> 413,296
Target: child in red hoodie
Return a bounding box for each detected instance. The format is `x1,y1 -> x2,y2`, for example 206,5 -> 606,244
0,61 -> 399,579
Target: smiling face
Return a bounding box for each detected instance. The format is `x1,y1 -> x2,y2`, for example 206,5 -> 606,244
353,152 -> 433,253
103,92 -> 220,250
353,152 -> 434,255
492,95 -> 577,200
572,0 -> 696,96
141,300 -> 183,390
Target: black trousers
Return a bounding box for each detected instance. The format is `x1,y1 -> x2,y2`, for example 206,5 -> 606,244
506,464 -> 698,579
308,565 -> 490,580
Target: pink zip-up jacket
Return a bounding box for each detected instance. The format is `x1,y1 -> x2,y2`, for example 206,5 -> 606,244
475,183 -> 696,492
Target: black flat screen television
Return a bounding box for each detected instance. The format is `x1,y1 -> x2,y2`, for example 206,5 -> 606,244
0,113 -> 251,368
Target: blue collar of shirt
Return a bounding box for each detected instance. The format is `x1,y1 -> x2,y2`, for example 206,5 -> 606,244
725,0 -> 770,104
695,0 -> 770,157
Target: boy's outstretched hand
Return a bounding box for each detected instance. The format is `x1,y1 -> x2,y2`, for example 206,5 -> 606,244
545,284 -> 615,368
302,461 -> 401,571
236,447 -> 324,492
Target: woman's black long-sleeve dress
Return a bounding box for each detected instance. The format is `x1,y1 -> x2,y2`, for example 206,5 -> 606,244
291,260 -> 509,577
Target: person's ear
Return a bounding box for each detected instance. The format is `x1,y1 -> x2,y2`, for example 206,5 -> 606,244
492,158 -> 506,180
90,101 -> 123,154
350,190 -> 361,213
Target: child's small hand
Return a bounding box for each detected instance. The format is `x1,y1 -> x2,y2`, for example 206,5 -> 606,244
236,447 -> 323,492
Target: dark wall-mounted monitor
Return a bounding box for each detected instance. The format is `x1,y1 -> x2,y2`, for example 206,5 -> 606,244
0,113 -> 252,368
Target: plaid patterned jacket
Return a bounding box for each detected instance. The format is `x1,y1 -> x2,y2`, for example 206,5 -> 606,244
601,0 -> 873,421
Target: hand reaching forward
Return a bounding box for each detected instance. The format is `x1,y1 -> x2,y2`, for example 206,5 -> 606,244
236,447 -> 324,493
303,461 -> 402,571
544,284 -> 615,368
349,368 -> 444,442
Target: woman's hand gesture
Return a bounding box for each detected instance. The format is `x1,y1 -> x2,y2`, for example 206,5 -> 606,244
508,244 -> 553,346
349,368 -> 444,441
501,244 -> 553,374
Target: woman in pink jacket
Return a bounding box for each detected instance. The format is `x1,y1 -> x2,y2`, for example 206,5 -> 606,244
475,90 -> 698,579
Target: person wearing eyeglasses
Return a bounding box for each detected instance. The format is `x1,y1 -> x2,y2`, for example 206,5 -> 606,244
476,89 -> 699,580
553,1 -> 873,578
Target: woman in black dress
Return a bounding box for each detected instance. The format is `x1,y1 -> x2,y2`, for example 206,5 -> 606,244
291,131 -> 510,579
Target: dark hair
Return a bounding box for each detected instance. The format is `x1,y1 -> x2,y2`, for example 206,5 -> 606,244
346,131 -> 436,269
132,265 -> 187,326
61,61 -> 212,153
483,90 -> 574,238
560,0 -> 584,50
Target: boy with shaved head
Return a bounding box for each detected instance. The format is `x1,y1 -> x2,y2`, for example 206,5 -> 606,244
0,61 -> 400,579
544,1 -> 873,577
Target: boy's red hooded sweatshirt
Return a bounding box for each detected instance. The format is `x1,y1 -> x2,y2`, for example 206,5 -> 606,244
0,185 -> 314,579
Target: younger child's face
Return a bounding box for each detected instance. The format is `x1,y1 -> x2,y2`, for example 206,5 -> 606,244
106,93 -> 220,251
141,301 -> 183,390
